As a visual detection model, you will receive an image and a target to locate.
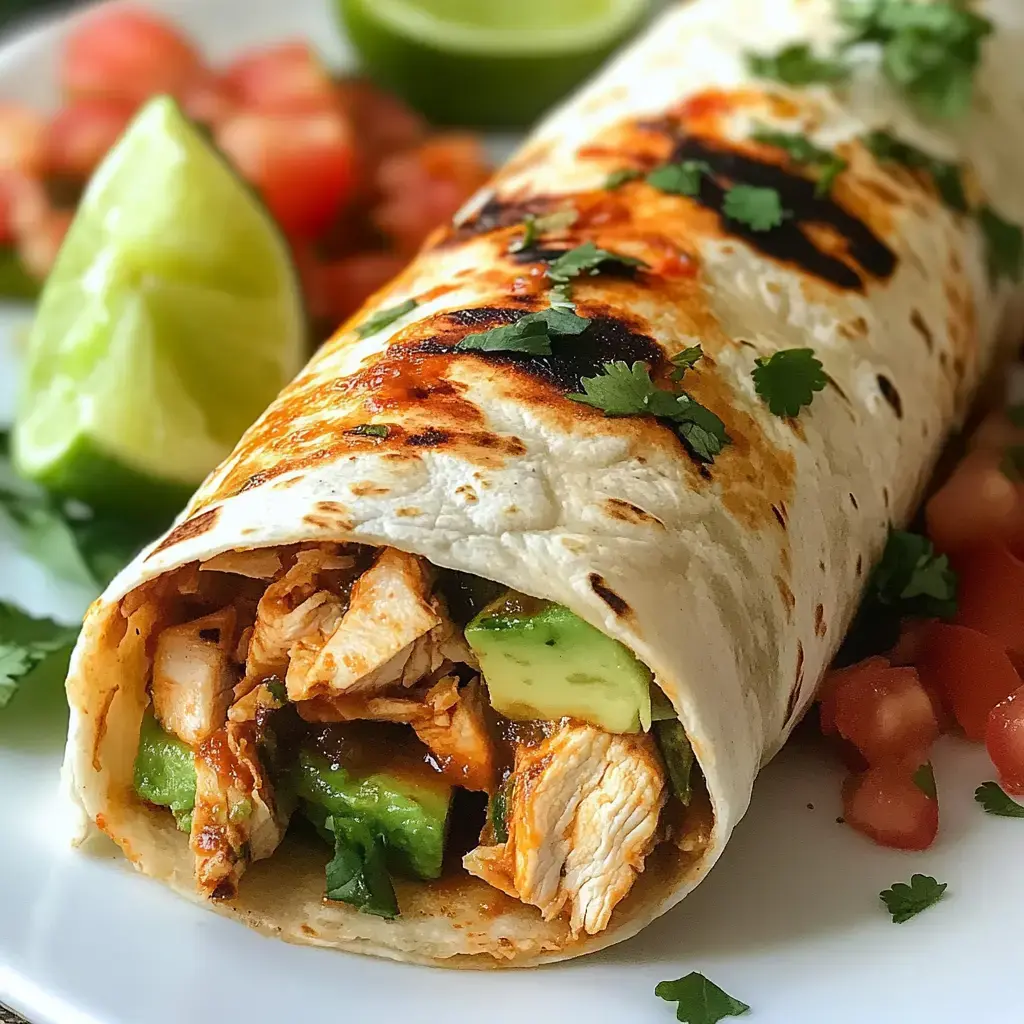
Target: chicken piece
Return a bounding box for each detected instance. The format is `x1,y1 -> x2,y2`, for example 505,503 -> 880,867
200,548 -> 285,579
151,607 -> 239,746
228,678 -> 287,723
190,722 -> 287,898
295,676 -> 497,791
286,547 -> 467,700
244,548 -> 348,685
463,722 -> 667,937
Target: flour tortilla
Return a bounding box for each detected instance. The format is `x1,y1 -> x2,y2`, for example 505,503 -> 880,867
62,0 -> 1024,967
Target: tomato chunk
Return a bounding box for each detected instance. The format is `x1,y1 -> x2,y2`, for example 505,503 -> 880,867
843,763 -> 939,850
0,105 -> 47,175
223,42 -> 335,115
954,543 -> 1024,665
987,686 -> 1024,795
62,9 -> 202,106
302,251 -> 410,326
925,449 -> 1022,555
916,623 -> 1022,741
45,99 -> 133,177
818,657 -> 890,736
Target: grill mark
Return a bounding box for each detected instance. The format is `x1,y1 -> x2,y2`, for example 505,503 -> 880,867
671,137 -> 897,291
407,427 -> 450,447
148,508 -> 220,557
771,504 -> 787,529
604,498 -> 664,527
910,309 -> 934,350
588,573 -> 631,617
877,375 -> 903,418
786,640 -> 806,722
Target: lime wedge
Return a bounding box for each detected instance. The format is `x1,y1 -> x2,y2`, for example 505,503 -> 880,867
336,0 -> 651,128
13,97 -> 305,517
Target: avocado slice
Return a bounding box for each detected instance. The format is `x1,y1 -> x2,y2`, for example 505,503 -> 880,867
465,592 -> 653,734
133,711 -> 197,832
293,749 -> 452,880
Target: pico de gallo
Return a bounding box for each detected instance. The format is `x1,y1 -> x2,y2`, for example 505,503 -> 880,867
0,6 -> 492,333
819,402 -> 1024,850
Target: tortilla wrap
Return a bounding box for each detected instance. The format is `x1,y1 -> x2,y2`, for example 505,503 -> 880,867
62,0 -> 1024,967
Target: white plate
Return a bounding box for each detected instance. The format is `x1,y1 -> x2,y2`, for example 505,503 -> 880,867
1,3 -> 1022,1023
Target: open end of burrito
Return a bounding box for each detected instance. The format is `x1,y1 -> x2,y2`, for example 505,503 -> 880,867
98,540 -> 713,960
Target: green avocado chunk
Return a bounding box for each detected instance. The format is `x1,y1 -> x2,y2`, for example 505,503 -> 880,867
294,749 -> 451,881
464,593 -> 653,734
133,712 -> 196,832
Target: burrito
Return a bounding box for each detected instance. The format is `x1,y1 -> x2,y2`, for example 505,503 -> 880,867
63,0 -> 1024,967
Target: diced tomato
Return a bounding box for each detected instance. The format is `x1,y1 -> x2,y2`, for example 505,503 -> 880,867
44,99 -> 133,178
818,657 -> 891,736
62,8 -> 203,106
986,686 -> 1024,795
0,105 -> 47,175
925,449 -> 1022,555
222,42 -> 335,115
831,665 -> 939,766
954,543 -> 1024,666
843,763 -> 939,850
216,109 -> 355,239
335,77 -> 426,165
915,622 -> 1022,741
888,617 -> 935,666
180,72 -> 237,128
308,252 -> 410,326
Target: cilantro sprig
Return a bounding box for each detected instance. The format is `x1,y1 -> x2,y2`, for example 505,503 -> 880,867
752,348 -> 828,417
456,307 -> 590,355
975,781 -> 1024,818
0,602 -> 79,710
647,161 -> 711,197
510,208 -> 578,253
547,241 -> 647,285
655,973 -> 750,1024
356,298 -> 419,340
605,168 -> 643,190
880,873 -> 948,923
722,185 -> 788,231
747,43 -> 849,86
871,529 -> 958,619
912,761 -> 936,799
346,424 -> 390,439
752,127 -> 848,195
570,350 -> 731,463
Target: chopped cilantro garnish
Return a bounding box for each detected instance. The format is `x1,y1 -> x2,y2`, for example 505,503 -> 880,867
325,815 -> 398,919
839,0 -> 993,118
746,42 -> 849,86
670,344 -> 705,381
605,168 -> 643,190
647,160 -> 711,197
871,529 -> 957,619
975,781 -> 1024,818
978,205 -> 1024,285
655,972 -> 750,1024
570,360 -> 730,463
752,348 -> 828,417
912,762 -> 936,799
510,208 -> 578,253
0,601 -> 79,710
347,424 -> 389,439
722,185 -> 788,231
547,241 -> 647,284
751,127 -> 848,195
265,677 -> 288,704
456,307 -> 590,355
879,873 -> 947,923
356,298 -> 419,339
864,130 -> 968,212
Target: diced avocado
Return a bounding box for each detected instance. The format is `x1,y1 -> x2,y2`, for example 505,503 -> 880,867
465,593 -> 652,734
133,712 -> 196,832
655,719 -> 694,806
293,749 -> 451,880
650,684 -> 677,722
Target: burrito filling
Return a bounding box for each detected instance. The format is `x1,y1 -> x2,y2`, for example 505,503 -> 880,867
129,543 -> 711,937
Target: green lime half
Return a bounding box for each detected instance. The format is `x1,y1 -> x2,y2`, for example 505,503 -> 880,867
336,0 -> 651,128
13,97 -> 305,517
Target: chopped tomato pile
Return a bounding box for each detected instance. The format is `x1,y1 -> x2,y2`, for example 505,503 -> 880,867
819,406 -> 1024,850
0,7 -> 492,330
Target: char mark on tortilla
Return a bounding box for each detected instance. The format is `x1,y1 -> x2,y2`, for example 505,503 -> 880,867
588,573 -> 631,617
148,508 -> 221,557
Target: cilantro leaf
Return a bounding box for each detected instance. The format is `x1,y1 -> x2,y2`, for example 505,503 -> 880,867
752,348 -> 828,417
840,0 -> 994,118
456,307 -> 590,355
746,43 -> 849,86
264,676 -> 289,704
670,344 -> 704,380
569,361 -> 730,463
975,781 -> 1024,818
510,208 -> 578,252
324,815 -> 398,919
655,972 -> 750,1024
978,205 -> 1024,285
0,601 -> 79,710
356,298 -> 419,339
647,161 -> 711,197
879,873 -> 947,923
864,130 -> 968,212
346,424 -> 389,439
605,168 -> 643,190
547,241 -> 647,284
722,185 -> 788,231
912,761 -> 936,799
871,529 -> 957,619
752,127 -> 848,195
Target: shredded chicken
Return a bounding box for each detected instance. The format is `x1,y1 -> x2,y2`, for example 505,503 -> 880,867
200,549 -> 285,579
151,608 -> 239,746
296,675 -> 497,791
190,722 -> 287,898
286,548 -> 473,700
463,722 -> 667,936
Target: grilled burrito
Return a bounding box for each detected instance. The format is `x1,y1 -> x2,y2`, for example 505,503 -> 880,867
63,0 -> 1024,967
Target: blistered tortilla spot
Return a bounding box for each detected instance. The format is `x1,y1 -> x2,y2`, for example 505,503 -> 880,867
819,559 -> 826,572
776,576 -> 795,614
395,508 -> 423,518
350,481 -> 391,498
848,492 -> 859,509
562,538 -> 587,555
856,554 -> 864,577
455,485 -> 479,504
825,375 -> 850,404
876,375 -> 903,418
272,475 -> 303,490
588,573 -> 632,618
910,309 -> 935,350
771,504 -> 787,529
603,498 -> 664,527
300,924 -> 318,937
814,603 -> 827,638
148,508 -> 221,557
